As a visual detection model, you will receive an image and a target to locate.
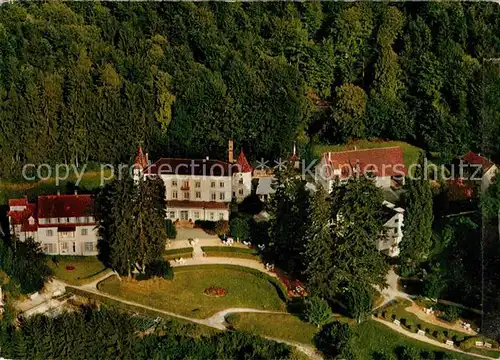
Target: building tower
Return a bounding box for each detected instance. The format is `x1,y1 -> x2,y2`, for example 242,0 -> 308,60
133,146 -> 149,182
232,148 -> 253,203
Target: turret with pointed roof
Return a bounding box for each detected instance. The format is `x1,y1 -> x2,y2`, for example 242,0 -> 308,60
134,146 -> 148,169
235,148 -> 253,173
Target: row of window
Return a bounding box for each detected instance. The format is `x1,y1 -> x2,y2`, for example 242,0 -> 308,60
171,180 -> 226,188
40,216 -> 94,225
43,241 -> 95,254
167,211 -> 225,221
171,191 -> 227,201
46,228 -> 89,237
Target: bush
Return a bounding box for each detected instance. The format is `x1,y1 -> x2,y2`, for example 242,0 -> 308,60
166,219 -> 177,239
303,296 -> 334,328
194,220 -> 216,233
439,305 -> 460,323
314,321 -> 355,359
214,220 -> 229,236
145,260 -> 174,280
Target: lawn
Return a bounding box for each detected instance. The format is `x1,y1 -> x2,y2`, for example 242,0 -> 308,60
0,168 -> 112,205
97,265 -> 287,318
164,247 -> 193,260
312,140 -> 423,169
225,312 -> 475,359
201,246 -> 260,260
226,312 -> 319,345
48,256 -> 109,286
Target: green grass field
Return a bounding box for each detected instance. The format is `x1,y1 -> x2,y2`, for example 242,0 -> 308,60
97,265 -> 287,318
226,312 -> 476,359
48,256 -> 109,286
313,140 -> 423,169
0,168 -> 112,205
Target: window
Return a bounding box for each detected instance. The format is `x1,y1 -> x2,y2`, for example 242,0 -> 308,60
43,243 -> 54,253
172,190 -> 178,199
218,213 -> 224,220
219,192 -> 225,201
211,181 -> 216,188
209,212 -> 214,221
193,211 -> 200,220
211,192 -> 216,201
195,191 -> 201,199
183,192 -> 190,200
239,178 -> 243,184
73,242 -> 76,252
61,242 -> 68,252
46,230 -> 53,237
66,217 -> 70,223
84,242 -> 94,252
195,181 -> 201,188
172,180 -> 178,187
81,228 -> 88,236
219,181 -> 224,188
239,189 -> 244,195
169,211 -> 175,219
232,191 -> 236,198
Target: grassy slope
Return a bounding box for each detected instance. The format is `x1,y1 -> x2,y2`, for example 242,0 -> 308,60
227,313 -> 476,359
313,140 -> 423,169
98,266 -> 286,318
48,256 -> 109,286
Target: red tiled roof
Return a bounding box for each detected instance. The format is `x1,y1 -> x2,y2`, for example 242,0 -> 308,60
37,194 -> 94,219
166,200 -> 229,210
8,197 -> 28,207
135,146 -> 148,169
8,202 -> 37,232
322,147 -> 407,178
235,149 -> 252,173
147,158 -> 232,176
460,152 -> 494,172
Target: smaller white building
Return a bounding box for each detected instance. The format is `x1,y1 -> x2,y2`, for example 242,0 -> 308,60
8,195 -> 99,256
378,201 -> 404,257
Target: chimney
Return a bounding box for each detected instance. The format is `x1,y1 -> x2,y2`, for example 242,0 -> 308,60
145,152 -> 149,164
228,140 -> 234,163
57,190 -> 60,196
74,190 -> 78,195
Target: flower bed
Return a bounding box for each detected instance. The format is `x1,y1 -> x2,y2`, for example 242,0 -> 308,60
204,286 -> 227,297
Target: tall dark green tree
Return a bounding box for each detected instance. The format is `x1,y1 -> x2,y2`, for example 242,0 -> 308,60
96,175 -> 167,276
400,154 -> 434,267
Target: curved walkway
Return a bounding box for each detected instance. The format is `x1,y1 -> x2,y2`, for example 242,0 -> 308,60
372,317 -> 492,359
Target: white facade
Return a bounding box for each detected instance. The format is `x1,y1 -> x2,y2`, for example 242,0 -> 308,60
232,171 -> 252,202
377,201 -> 404,257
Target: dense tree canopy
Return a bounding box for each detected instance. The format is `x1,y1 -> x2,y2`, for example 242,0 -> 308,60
0,2 -> 498,178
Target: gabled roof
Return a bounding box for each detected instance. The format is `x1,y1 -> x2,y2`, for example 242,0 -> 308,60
37,194 -> 94,219
8,202 -> 37,232
8,197 -> 28,207
134,146 -> 148,169
147,158 -> 232,177
235,149 -> 252,173
460,152 -> 495,172
322,147 -> 407,178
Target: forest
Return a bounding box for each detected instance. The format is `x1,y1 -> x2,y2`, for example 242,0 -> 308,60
0,2 -> 499,179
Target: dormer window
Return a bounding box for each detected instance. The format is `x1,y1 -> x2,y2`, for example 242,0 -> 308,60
28,217 -> 35,225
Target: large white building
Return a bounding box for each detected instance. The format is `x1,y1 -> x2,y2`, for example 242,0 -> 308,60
8,194 -> 98,255
135,142 -> 253,226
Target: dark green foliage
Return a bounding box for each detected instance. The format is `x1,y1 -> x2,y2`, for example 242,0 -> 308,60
303,296 -> 333,328
400,154 -> 434,267
145,260 -> 173,280
96,176 -> 167,276
0,237 -> 52,294
165,219 -> 177,239
314,321 -> 355,359
0,3 -> 498,177
229,216 -> 250,241
0,307 -> 294,359
344,283 -> 374,324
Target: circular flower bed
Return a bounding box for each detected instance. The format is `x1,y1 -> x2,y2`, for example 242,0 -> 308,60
204,286 -> 227,297
65,265 -> 75,271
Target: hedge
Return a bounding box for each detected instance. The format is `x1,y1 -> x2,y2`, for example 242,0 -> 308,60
201,246 -> 260,260
165,247 -> 193,261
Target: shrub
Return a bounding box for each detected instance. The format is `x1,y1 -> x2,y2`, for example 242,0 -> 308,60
214,220 -> 229,236
145,260 -> 173,280
314,321 -> 355,359
166,219 -> 177,239
303,296 -> 334,328
439,305 -> 460,323
401,318 -> 413,328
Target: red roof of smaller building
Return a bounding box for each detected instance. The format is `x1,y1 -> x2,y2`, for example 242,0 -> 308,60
8,202 -> 37,232
235,149 -> 252,173
37,194 -> 94,219
322,147 -> 407,179
167,200 -> 229,210
9,197 -> 28,207
460,152 -> 494,172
